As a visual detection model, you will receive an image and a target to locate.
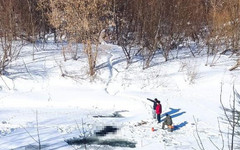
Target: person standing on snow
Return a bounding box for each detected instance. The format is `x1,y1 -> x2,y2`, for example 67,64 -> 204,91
147,98 -> 160,119
156,101 -> 162,123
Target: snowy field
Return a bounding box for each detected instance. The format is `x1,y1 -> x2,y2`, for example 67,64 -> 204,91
0,41 -> 239,150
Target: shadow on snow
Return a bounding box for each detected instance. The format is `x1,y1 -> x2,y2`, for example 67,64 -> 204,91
161,108 -> 187,131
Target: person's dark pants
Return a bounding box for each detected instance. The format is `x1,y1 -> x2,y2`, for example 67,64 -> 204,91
162,121 -> 167,129
157,114 -> 161,123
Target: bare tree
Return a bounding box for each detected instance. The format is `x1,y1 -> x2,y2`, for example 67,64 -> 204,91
0,0 -> 25,74
205,0 -> 240,66
47,0 -> 112,76
115,0 -> 208,68
220,84 -> 240,150
115,0 -> 163,68
194,84 -> 240,150
84,40 -> 98,76
116,0 -> 141,67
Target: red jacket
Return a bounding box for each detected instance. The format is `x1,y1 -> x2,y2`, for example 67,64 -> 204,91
156,104 -> 162,114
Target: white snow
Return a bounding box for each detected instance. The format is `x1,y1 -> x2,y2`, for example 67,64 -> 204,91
0,41 -> 239,150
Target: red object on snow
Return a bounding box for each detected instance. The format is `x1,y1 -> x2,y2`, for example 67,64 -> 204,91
152,127 -> 154,131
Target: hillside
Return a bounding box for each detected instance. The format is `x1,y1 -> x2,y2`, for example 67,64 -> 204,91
0,42 -> 239,150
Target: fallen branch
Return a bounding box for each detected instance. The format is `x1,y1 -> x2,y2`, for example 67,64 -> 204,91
229,59 -> 240,71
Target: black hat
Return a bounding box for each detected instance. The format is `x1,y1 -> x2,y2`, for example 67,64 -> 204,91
155,98 -> 160,103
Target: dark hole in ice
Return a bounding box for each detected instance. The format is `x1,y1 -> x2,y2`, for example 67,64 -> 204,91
12,144 -> 48,150
95,126 -> 118,136
66,124 -> 136,148
66,137 -> 98,145
98,139 -> 136,148
65,137 -> 136,148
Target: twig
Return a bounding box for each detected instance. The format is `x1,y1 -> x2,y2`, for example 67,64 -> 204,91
75,120 -> 82,136
36,110 -> 41,150
208,117 -> 225,150
220,83 -> 239,150
21,125 -> 38,143
20,110 -> 41,150
193,116 -> 205,150
218,118 -> 225,150
0,75 -> 10,90
22,59 -> 34,79
220,83 -> 233,128
75,119 -> 87,150
54,59 -> 65,77
82,119 -> 87,150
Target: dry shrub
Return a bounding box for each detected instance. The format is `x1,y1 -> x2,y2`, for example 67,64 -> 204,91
179,60 -> 199,84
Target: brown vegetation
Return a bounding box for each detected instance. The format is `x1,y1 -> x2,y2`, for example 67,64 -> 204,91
0,0 -> 240,74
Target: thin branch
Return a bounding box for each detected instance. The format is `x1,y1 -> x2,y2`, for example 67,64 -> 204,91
230,85 -> 236,150
209,138 -> 220,150
20,125 -> 38,143
36,110 -> 41,150
81,118 -> 87,150
20,111 -> 41,149
22,59 -> 34,80
220,83 -> 233,128
75,120 -> 82,136
54,58 -> 66,77
218,118 -> 225,150
0,75 -> 10,90
233,88 -> 240,126
193,116 -> 205,150
227,126 -> 230,150
208,117 -> 224,150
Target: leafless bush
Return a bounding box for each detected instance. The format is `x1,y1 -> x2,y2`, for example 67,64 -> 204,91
54,59 -> 67,77
47,0 -> 111,76
0,38 -> 22,74
194,84 -> 240,150
186,64 -> 199,84
21,110 -> 42,150
220,84 -> 240,150
193,116 -> 225,150
178,61 -> 188,72
62,43 -> 78,62
179,60 -> 199,84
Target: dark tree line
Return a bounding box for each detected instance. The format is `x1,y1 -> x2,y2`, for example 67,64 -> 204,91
0,0 -> 240,74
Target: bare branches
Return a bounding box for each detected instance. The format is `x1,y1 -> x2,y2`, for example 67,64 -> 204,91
194,84 -> 240,150
36,110 -> 41,150
220,83 -> 240,150
193,116 -> 205,150
47,0 -> 111,76
21,110 -> 42,150
229,59 -> 240,71
208,118 -> 224,150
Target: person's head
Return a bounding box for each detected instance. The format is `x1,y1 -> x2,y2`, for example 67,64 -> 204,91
155,99 -> 160,103
157,101 -> 160,105
155,98 -> 160,103
166,113 -> 169,117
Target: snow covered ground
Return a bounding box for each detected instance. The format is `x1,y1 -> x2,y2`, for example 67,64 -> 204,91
0,41 -> 239,150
